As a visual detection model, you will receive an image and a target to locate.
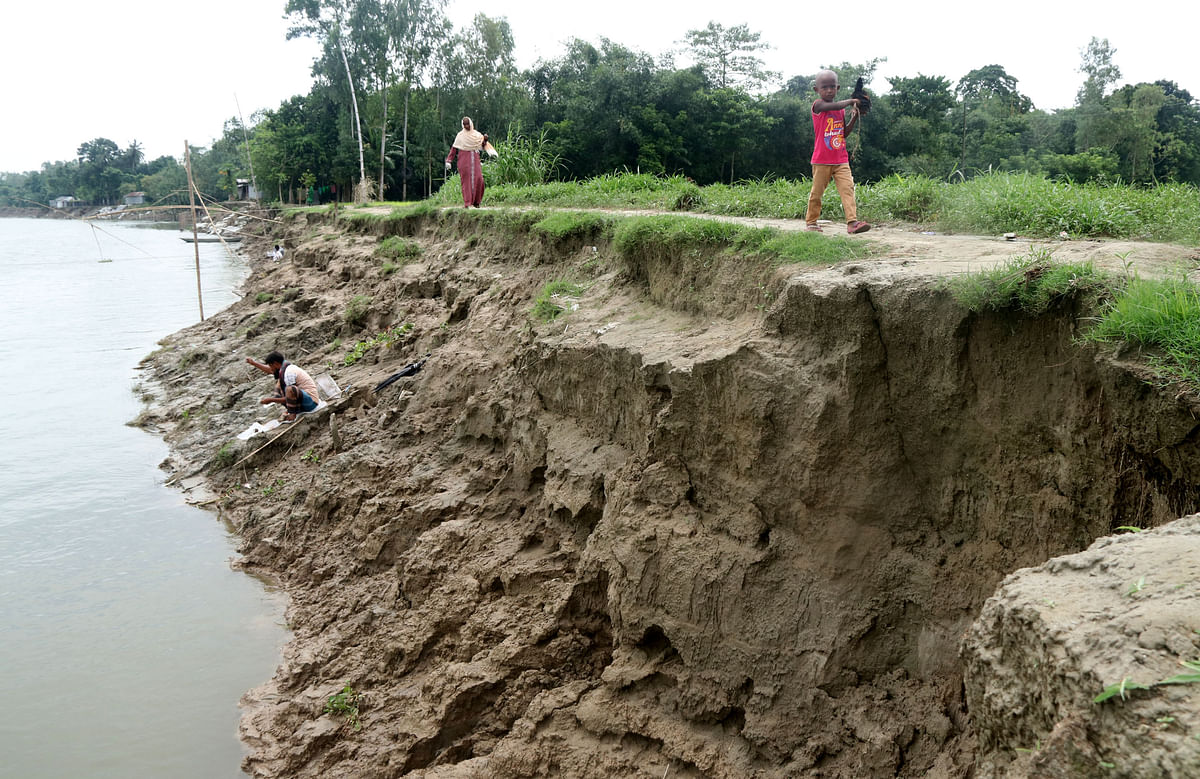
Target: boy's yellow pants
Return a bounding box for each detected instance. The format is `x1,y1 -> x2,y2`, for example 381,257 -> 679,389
806,163 -> 857,224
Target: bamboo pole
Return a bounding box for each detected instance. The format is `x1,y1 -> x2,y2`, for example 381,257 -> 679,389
183,140 -> 205,321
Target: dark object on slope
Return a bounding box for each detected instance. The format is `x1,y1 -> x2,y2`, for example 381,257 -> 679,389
851,77 -> 872,114
373,356 -> 429,393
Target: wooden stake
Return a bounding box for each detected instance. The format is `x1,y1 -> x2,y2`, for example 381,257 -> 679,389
183,140 -> 205,321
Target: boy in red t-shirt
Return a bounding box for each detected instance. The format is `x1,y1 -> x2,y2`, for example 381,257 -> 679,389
806,70 -> 870,235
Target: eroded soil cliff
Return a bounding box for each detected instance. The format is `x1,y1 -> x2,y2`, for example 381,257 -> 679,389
136,208 -> 1200,777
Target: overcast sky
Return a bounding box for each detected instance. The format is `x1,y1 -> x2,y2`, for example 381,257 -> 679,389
1,0 -> 1194,173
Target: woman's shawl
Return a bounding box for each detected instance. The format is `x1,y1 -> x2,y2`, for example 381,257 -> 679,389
452,117 -> 485,151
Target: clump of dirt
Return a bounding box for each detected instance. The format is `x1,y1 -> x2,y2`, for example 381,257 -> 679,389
965,517 -> 1200,777
136,208 -> 1200,778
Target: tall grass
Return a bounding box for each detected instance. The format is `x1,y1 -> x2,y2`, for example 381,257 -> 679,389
485,126 -> 562,187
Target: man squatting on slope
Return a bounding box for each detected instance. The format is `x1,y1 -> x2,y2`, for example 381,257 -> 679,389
806,69 -> 871,235
245,351 -> 321,421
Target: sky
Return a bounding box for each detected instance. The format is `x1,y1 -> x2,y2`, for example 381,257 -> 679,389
2,0 -> 1195,174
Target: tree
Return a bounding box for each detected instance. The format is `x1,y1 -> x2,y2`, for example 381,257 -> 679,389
286,0 -> 371,199
1075,37 -> 1121,152
1151,81 -> 1200,184
384,0 -> 451,199
885,75 -> 957,176
681,22 -> 780,91
1077,37 -> 1121,104
955,65 -> 1032,171
117,141 -> 145,174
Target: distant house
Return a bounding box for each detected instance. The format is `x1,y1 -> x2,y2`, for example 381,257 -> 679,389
235,179 -> 261,201
52,196 -> 77,209
125,192 -> 146,205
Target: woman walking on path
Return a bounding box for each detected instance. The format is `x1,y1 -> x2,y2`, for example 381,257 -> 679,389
444,116 -> 495,208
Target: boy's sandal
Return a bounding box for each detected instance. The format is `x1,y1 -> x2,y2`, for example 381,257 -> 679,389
847,221 -> 871,234
805,224 -> 823,232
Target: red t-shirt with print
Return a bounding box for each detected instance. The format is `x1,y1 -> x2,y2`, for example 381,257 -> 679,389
811,106 -> 849,165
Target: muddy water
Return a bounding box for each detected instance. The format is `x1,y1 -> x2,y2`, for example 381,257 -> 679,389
0,218 -> 285,777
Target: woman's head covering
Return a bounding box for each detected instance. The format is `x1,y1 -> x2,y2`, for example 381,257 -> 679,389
452,116 -> 485,151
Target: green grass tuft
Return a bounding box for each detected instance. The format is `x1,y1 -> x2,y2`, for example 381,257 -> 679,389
532,280 -> 585,322
531,211 -> 616,242
1084,274 -> 1200,385
343,295 -> 372,328
946,248 -> 1112,314
375,236 -> 422,262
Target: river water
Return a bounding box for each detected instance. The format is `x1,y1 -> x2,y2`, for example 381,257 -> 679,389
0,218 -> 286,778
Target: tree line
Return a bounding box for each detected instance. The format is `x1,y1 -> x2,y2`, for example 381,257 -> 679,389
1,5 -> 1197,209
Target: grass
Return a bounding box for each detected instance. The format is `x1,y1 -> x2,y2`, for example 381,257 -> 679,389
375,236 -> 423,264
213,442 -> 236,469
612,214 -> 870,267
428,171 -> 1198,243
1094,659 -> 1200,704
343,324 -> 413,365
948,247 -> 1200,392
945,247 -> 1113,315
1083,274 -> 1200,386
343,295 -> 372,328
530,211 -> 616,242
532,280 -> 585,322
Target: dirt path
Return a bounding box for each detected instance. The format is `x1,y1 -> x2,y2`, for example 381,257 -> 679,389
362,203 -> 1200,280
